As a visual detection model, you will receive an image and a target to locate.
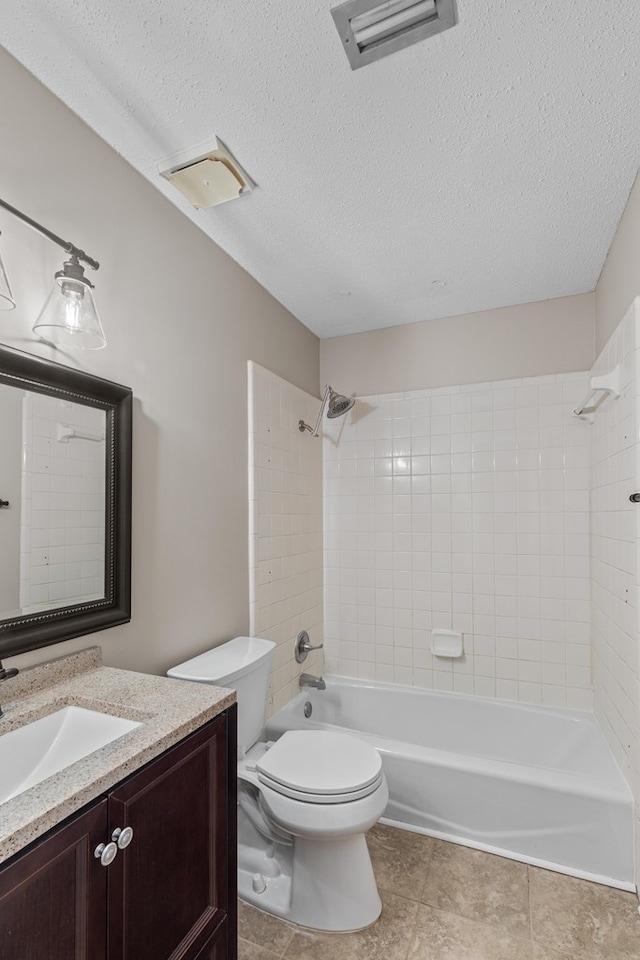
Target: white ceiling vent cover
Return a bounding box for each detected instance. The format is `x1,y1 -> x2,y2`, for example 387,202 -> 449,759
157,137 -> 254,209
331,0 -> 457,70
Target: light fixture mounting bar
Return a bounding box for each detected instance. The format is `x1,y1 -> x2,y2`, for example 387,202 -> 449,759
0,197 -> 99,271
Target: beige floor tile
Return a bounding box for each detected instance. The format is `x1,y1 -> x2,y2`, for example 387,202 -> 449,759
407,903 -> 533,960
420,839 -> 530,937
238,937 -> 282,960
281,890 -> 419,960
238,900 -> 297,955
367,822 -> 434,900
529,867 -> 640,960
238,829 -> 640,960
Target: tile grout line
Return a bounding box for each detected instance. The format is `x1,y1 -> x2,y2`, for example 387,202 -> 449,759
527,864 -> 534,948
406,894 -> 426,960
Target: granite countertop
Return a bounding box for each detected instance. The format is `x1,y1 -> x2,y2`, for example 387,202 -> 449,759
0,646 -> 235,864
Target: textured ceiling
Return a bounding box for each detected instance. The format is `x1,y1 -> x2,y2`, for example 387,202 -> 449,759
1,1 -> 640,338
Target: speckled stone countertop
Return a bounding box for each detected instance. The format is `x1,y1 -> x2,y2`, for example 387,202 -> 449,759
0,646 -> 235,864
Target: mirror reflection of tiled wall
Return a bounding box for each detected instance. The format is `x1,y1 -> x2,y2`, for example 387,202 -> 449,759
20,393 -> 105,612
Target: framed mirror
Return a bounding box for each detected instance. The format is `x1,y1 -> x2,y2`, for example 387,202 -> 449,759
0,344 -> 132,657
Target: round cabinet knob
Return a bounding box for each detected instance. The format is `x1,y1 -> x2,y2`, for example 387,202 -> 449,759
94,841 -> 118,867
112,826 -> 134,849
630,493 -> 640,503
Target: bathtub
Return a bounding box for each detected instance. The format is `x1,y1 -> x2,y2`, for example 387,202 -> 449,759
265,676 -> 635,891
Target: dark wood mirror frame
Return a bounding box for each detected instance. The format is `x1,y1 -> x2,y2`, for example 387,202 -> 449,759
0,344 -> 132,657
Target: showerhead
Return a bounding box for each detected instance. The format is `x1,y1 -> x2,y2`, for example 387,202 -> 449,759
299,384 -> 355,436
326,388 -> 355,419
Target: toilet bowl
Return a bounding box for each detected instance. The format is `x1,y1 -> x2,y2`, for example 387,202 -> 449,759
168,637 -> 388,931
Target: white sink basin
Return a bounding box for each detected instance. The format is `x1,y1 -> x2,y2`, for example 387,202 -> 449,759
0,706 -> 141,804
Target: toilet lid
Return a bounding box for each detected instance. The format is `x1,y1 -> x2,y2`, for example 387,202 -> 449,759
256,730 -> 383,800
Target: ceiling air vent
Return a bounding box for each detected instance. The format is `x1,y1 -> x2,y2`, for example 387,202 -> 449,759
157,136 -> 254,209
331,0 -> 457,70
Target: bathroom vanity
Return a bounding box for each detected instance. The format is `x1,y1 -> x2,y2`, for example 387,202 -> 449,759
0,648 -> 237,960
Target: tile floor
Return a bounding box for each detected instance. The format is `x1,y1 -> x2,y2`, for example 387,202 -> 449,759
238,823 -> 640,959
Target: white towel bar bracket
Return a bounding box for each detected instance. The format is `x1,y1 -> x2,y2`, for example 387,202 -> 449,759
572,364 -> 622,422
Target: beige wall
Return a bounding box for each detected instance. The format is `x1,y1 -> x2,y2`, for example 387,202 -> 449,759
321,294 -> 595,396
595,171 -> 640,352
0,48 -> 319,674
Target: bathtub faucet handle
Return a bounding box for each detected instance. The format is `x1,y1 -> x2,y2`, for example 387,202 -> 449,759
294,630 -> 323,663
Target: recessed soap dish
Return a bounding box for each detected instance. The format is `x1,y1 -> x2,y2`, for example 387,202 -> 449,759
431,629 -> 464,658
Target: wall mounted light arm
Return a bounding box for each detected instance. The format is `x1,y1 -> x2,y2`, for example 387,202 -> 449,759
0,197 -> 99,271
0,197 -> 106,349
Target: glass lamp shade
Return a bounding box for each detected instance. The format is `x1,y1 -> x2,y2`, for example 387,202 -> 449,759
33,273 -> 106,349
0,241 -> 15,310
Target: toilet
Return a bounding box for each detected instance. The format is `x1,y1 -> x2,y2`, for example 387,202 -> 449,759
168,636 -> 388,931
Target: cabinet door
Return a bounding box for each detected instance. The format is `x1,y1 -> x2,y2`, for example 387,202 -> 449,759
0,799 -> 108,960
107,710 -> 236,960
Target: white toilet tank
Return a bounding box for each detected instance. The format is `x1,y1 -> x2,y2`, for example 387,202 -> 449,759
167,636 -> 275,755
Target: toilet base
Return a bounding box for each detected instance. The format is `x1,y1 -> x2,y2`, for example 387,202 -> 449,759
238,807 -> 382,931
289,833 -> 382,931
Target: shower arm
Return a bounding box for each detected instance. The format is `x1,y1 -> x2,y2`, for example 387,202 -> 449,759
299,384 -> 332,437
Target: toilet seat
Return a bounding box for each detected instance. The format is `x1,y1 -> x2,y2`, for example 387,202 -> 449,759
256,730 -> 383,804
258,773 -> 389,841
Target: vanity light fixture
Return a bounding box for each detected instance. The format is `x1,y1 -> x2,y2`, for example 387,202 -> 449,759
0,232 -> 16,310
0,197 -> 106,349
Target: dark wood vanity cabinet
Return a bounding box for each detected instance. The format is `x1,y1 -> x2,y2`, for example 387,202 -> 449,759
0,800 -> 108,960
0,708 -> 237,960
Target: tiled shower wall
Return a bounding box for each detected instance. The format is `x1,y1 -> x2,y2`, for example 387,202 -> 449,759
589,298 -> 640,886
248,363 -> 324,716
20,393 -> 105,612
323,372 -> 592,708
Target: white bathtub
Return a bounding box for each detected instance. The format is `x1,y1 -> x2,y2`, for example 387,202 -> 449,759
265,676 -> 635,890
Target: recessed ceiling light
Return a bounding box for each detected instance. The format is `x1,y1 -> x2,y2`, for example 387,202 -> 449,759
331,0 -> 457,71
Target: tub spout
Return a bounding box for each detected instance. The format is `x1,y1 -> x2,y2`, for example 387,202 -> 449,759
299,673 -> 326,691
